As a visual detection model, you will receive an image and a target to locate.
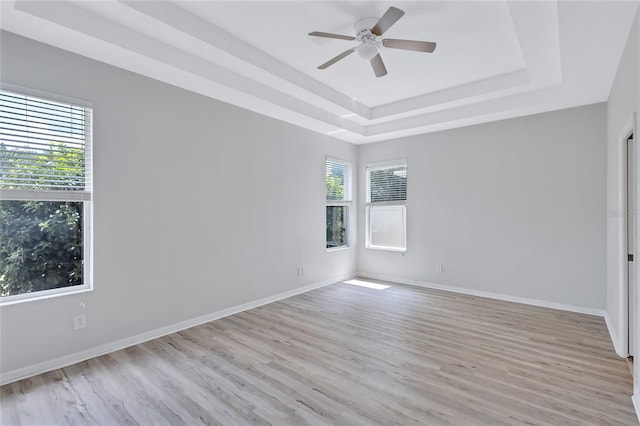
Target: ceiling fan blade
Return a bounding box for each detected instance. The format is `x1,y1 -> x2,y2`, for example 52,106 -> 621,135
383,39 -> 437,53
370,53 -> 388,78
309,31 -> 355,41
371,6 -> 405,36
318,48 -> 356,69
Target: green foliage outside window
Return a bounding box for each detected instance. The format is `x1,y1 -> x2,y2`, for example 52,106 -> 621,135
0,143 -> 85,297
326,162 -> 347,248
369,167 -> 407,202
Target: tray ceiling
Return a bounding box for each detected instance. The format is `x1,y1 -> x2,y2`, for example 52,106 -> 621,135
1,1 -> 638,143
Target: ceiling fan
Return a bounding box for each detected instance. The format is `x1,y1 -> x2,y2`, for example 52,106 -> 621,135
309,6 -> 437,78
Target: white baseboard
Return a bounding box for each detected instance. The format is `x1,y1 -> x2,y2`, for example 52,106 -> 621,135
633,393 -> 640,424
0,273 -> 356,386
357,272 -> 606,317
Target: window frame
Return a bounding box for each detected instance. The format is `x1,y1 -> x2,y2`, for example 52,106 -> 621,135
0,83 -> 93,305
325,156 -> 352,251
365,160 -> 407,252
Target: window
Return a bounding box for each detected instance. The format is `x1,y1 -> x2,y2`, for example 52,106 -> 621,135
326,157 -> 352,249
0,88 -> 92,303
366,161 -> 407,251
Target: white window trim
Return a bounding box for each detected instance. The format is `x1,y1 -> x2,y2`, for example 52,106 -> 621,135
326,245 -> 351,253
0,84 -> 94,305
326,156 -> 352,251
0,285 -> 93,306
0,83 -> 93,109
365,159 -> 408,252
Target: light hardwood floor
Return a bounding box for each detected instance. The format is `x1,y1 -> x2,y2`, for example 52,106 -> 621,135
1,280 -> 637,425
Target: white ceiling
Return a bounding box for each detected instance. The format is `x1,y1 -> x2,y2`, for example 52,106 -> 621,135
1,1 -> 638,144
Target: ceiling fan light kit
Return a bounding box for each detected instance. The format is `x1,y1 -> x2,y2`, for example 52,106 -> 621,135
357,43 -> 379,61
309,6 -> 437,78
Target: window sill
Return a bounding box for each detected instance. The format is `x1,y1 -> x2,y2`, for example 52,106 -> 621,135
366,246 -> 407,252
326,246 -> 351,253
0,285 -> 93,307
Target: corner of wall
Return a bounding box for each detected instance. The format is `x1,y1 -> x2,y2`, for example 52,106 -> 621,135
604,310 -> 625,357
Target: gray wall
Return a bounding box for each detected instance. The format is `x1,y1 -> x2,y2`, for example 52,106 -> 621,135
606,8 -> 639,343
358,104 -> 607,310
0,32 -> 357,376
605,7 -> 640,400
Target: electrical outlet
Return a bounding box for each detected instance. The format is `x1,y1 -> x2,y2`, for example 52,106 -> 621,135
74,314 -> 86,330
436,264 -> 443,273
297,266 -> 305,277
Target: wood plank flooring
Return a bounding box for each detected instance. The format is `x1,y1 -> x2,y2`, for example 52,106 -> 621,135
1,280 -> 637,425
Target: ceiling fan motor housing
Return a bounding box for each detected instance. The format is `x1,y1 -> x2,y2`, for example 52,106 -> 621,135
354,17 -> 379,36
354,17 -> 381,60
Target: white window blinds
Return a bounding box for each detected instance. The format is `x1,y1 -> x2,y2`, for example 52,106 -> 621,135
367,163 -> 407,203
326,158 -> 352,202
0,90 -> 91,193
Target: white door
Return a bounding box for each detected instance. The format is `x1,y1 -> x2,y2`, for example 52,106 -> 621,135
628,134 -> 636,357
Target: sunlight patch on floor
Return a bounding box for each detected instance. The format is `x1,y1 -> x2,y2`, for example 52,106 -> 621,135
344,279 -> 391,290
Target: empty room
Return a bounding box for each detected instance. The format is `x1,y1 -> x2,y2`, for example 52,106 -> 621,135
1,0 -> 640,424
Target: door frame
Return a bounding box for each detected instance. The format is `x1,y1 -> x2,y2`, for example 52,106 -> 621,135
617,112 -> 637,357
